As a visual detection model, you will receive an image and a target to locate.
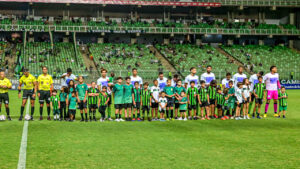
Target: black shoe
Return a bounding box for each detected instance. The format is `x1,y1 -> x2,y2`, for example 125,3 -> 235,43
7,116 -> 12,121
85,119 -> 88,122
30,116 -> 34,121
148,117 -> 152,121
93,117 -> 96,121
19,116 -> 23,121
40,116 -> 43,120
47,116 -> 51,121
80,119 -> 84,122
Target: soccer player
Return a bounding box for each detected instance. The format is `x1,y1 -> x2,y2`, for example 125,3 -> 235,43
141,82 -> 151,121
37,66 -> 53,120
278,86 -> 288,118
157,72 -> 168,91
198,80 -> 210,120
123,77 -> 134,121
249,71 -> 264,114
216,88 -> 224,119
18,69 -> 37,121
164,79 -> 175,121
222,88 -> 230,119
113,77 -> 125,122
263,66 -> 281,117
171,74 -> 179,87
187,81 -> 198,120
60,68 -> 78,87
88,82 -> 99,121
130,68 -> 143,88
67,80 -> 76,119
242,78 -> 251,119
185,67 -> 199,88
97,69 -> 113,121
150,79 -> 160,121
200,65 -> 216,86
59,87 -> 68,121
235,82 -> 244,120
98,86 -> 110,122
233,66 -> 247,89
68,91 -> 77,121
76,76 -> 88,122
159,91 -> 167,121
174,79 -> 186,119
252,76 -> 266,119
177,91 -> 188,121
50,89 -> 60,121
228,81 -> 236,119
208,80 -> 217,118
0,70 -> 12,120
222,72 -> 233,89
132,82 -> 141,121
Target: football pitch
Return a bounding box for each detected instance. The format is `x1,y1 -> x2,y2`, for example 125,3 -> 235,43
1,90 -> 300,169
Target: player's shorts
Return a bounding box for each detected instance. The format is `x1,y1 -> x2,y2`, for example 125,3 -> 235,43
210,99 -> 216,105
228,102 -> 235,109
251,93 -> 255,102
60,101 -> 66,109
114,104 -> 123,109
151,102 -> 158,108
236,102 -> 243,107
167,98 -> 174,107
99,106 -> 107,113
0,93 -> 9,104
69,109 -> 76,115
160,109 -> 166,114
124,103 -> 132,109
89,104 -> 97,109
217,104 -> 223,109
180,110 -> 186,112
133,102 -> 141,109
244,97 -> 250,103
78,100 -> 87,110
39,90 -> 50,104
175,103 -> 180,109
267,90 -> 278,100
255,98 -> 263,105
188,104 -> 197,110
279,105 -> 287,111
53,109 -> 60,115
142,105 -> 150,112
200,101 -> 209,108
22,89 -> 35,100
223,106 -> 229,111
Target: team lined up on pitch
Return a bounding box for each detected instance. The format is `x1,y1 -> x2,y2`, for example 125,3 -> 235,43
0,65 -> 288,122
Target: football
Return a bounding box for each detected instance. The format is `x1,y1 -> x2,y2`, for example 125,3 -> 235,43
24,114 -> 31,121
0,115 -> 6,121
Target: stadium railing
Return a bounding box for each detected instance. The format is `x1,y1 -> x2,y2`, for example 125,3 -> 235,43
198,0 -> 300,6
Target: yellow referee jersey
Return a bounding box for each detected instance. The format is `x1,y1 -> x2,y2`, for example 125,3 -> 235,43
19,74 -> 36,90
0,78 -> 12,93
37,74 -> 53,91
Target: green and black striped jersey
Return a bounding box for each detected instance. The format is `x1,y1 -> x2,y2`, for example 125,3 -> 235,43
216,93 -> 224,105
133,88 -> 141,102
207,86 -> 216,100
50,95 -> 60,110
187,87 -> 198,105
141,89 -> 151,106
254,83 -> 266,99
278,91 -> 288,106
198,87 -> 208,102
99,92 -> 109,106
88,88 -> 99,105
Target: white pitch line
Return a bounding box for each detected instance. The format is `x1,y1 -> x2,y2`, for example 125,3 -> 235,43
17,98 -> 30,169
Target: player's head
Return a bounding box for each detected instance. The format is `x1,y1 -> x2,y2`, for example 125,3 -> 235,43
237,82 -> 243,88
102,86 -> 107,92
23,68 -> 29,76
101,69 -> 107,77
173,74 -> 179,81
210,80 -> 217,87
190,67 -> 196,74
238,66 -> 244,74
110,71 -> 115,77
78,76 -> 84,83
0,70 -> 5,79
177,79 -> 182,86
167,79 -> 171,86
68,80 -> 75,88
190,81 -> 195,87
243,78 -> 249,85
180,91 -> 186,97
223,88 -> 229,95
61,86 -> 68,93
42,66 -> 48,74
158,72 -> 164,79
200,80 -> 206,87
258,71 -> 264,77
52,89 -> 57,95
132,68 -> 138,76
229,80 -> 233,88
153,79 -> 158,86
67,68 -> 72,75
125,77 -> 131,84
161,91 -> 166,97
270,66 -> 277,73
91,81 -> 96,88
116,77 -> 123,83
143,82 -> 149,89
71,91 -> 76,97
206,65 -> 212,73
280,86 -> 286,92
226,72 -> 231,79
134,81 -> 139,88
217,87 -> 222,93
258,76 -> 263,83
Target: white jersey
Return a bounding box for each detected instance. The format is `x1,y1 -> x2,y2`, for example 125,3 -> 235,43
222,78 -> 234,88
159,97 -> 167,111
61,73 -> 77,87
97,76 -> 112,94
171,79 -> 177,87
130,75 -> 143,87
233,73 -> 247,88
200,72 -> 215,85
150,86 -> 160,103
249,74 -> 259,92
242,85 -> 250,98
157,77 -> 168,91
264,73 -> 279,91
235,88 -> 243,103
185,74 -> 199,88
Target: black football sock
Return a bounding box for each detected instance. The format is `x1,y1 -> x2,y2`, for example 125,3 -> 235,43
133,114 -> 135,118
40,107 -> 43,116
31,107 -> 34,116
166,110 -> 169,118
81,113 -> 84,119
85,113 -> 88,119
6,108 -> 10,116
170,110 -> 173,118
20,106 -> 25,116
47,107 -> 50,116
137,113 -> 140,118
119,114 -> 122,119
93,110 -> 96,119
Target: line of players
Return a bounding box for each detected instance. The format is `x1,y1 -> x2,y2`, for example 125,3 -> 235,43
0,64 -> 288,121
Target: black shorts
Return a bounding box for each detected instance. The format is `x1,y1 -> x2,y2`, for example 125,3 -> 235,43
151,102 -> 158,108
142,105 -> 150,111
244,97 -> 250,103
60,101 -> 66,108
69,109 -> 76,115
114,104 -> 123,109
200,101 -> 208,108
223,106 -> 229,111
134,102 -> 141,109
124,103 -> 132,109
89,104 -> 97,109
160,110 -> 166,114
217,104 -> 223,109
0,93 -> 9,104
167,98 -> 174,107
255,98 -> 263,105
22,89 -> 35,100
237,103 -> 243,107
180,110 -> 186,112
251,93 -> 255,101
175,103 -> 180,109
39,90 -> 50,104
210,99 -> 215,105
99,106 -> 107,113
78,100 -> 87,110
188,104 -> 197,110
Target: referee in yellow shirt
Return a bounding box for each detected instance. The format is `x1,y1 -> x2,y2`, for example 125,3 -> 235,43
18,69 -> 37,121
0,70 -> 12,120
37,66 -> 54,120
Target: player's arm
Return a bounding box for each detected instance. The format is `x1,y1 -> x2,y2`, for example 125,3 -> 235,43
83,90 -> 88,102
60,73 -> 67,78
132,92 -> 135,105
98,96 -> 101,107
76,91 -> 80,102
105,95 -> 110,105
149,94 -> 152,106
58,98 -> 61,108
18,79 -> 23,98
207,94 -> 210,104
187,92 -> 190,104
197,93 -> 201,104
50,99 -> 53,110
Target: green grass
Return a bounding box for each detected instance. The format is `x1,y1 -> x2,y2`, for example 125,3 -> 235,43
1,90 -> 300,169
